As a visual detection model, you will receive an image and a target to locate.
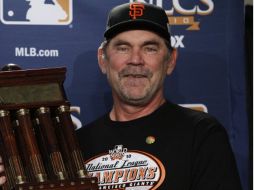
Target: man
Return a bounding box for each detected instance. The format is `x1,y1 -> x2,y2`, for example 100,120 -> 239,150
0,2 -> 243,190
76,2 -> 243,190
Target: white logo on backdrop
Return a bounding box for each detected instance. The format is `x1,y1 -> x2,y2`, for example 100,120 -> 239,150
0,0 -> 72,25
26,0 -> 67,24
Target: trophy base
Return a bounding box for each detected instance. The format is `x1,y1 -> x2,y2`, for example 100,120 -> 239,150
13,177 -> 98,190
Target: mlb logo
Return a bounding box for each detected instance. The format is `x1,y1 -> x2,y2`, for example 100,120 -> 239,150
0,0 -> 72,25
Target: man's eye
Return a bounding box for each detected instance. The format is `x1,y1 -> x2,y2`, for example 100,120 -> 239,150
144,46 -> 158,53
116,46 -> 129,53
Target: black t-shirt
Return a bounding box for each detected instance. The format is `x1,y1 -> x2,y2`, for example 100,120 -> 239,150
77,101 -> 242,190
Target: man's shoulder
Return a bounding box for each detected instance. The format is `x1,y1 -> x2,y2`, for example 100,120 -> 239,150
76,113 -> 108,135
165,101 -> 215,122
164,101 -> 226,133
86,114 -> 108,127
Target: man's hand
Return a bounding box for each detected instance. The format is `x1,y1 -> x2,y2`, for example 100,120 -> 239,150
0,157 -> 6,185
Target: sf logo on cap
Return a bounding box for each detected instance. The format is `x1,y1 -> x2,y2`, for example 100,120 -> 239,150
129,3 -> 145,19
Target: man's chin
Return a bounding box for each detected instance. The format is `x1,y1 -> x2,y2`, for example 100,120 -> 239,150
121,96 -> 150,106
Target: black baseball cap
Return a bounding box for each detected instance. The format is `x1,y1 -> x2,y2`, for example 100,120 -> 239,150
104,2 -> 171,44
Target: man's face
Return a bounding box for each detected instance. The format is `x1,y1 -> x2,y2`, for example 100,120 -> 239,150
100,30 -> 175,106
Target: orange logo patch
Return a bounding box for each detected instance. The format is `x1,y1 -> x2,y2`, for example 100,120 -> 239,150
129,3 -> 145,19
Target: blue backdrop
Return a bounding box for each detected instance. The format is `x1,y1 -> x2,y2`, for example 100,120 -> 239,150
0,0 -> 249,189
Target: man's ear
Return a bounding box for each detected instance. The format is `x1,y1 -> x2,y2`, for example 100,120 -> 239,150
166,48 -> 178,75
97,47 -> 107,74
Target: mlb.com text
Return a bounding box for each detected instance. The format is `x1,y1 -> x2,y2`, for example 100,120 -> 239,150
15,47 -> 59,57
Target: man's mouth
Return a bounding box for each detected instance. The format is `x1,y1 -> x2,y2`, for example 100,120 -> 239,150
124,74 -> 146,78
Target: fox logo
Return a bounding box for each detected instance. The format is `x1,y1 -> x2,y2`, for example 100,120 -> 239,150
0,0 -> 72,25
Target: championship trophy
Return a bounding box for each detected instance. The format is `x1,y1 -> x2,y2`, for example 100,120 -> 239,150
0,64 -> 98,190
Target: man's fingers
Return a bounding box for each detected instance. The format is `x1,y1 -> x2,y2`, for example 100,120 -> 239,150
0,176 -> 6,185
0,156 -> 7,185
0,165 -> 4,173
0,165 -> 6,185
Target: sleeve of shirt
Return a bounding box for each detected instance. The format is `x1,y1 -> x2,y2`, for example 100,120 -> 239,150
190,117 -> 243,190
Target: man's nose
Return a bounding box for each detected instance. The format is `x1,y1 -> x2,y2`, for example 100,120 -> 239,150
128,48 -> 144,65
